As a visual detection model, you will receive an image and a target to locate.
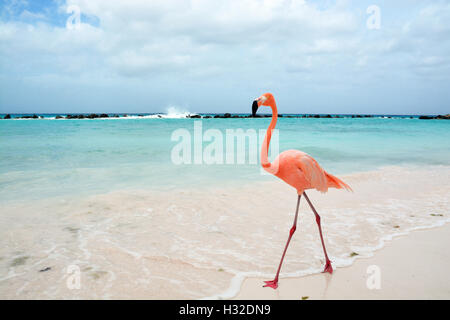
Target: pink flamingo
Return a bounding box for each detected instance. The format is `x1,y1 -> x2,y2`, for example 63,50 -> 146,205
252,93 -> 352,289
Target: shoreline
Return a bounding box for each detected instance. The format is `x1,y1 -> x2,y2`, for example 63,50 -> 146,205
1,165 -> 449,299
232,222 -> 450,300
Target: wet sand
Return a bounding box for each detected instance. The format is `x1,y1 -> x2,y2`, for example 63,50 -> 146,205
234,223 -> 450,299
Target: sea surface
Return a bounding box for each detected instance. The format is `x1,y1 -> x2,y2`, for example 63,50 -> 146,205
1,113 -> 449,202
0,113 -> 449,299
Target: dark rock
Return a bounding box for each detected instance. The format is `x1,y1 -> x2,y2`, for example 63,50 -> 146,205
39,267 -> 51,272
189,114 -> 202,118
66,114 -> 85,119
224,113 -> 231,118
32,114 -> 38,119
204,116 -> 212,119
99,114 -> 109,118
419,114 -> 450,120
55,115 -> 63,119
4,114 -> 11,119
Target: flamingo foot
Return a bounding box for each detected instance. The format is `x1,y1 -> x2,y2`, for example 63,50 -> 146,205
323,260 -> 333,274
263,279 -> 278,289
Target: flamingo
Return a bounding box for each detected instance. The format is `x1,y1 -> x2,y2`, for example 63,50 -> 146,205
252,93 -> 352,289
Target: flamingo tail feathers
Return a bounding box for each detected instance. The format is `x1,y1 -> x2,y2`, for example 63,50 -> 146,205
325,172 -> 353,192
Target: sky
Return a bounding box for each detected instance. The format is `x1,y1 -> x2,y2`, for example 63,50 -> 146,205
0,0 -> 449,115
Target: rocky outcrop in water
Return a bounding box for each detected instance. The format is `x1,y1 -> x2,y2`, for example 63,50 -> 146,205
1,113 -> 426,120
11,114 -> 42,119
66,114 -> 85,119
64,114 -> 111,119
419,114 -> 450,120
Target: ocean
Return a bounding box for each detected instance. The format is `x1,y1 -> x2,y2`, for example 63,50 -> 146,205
1,113 -> 449,202
0,113 -> 449,299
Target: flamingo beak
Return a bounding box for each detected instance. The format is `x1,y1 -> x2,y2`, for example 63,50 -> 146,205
252,100 -> 258,117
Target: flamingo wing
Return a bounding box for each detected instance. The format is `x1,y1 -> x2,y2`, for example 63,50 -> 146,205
295,153 -> 328,193
295,153 -> 352,192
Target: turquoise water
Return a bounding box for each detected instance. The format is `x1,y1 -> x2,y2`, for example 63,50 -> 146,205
1,116 -> 449,202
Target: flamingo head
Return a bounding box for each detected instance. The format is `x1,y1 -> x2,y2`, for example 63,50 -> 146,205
252,93 -> 274,116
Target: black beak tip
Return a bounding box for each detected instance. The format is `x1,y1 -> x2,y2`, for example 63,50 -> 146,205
252,100 -> 258,117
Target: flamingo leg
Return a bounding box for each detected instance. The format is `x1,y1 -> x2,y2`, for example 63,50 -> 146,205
303,192 -> 333,274
263,194 -> 301,289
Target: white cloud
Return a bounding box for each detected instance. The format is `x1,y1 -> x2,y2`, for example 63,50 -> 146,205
47,0 -> 360,77
1,0 -> 450,113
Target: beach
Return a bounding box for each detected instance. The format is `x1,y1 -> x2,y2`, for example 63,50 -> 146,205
235,223 -> 450,300
0,116 -> 449,299
0,164 -> 448,299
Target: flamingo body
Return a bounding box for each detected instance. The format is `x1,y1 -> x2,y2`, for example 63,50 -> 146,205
269,149 -> 352,195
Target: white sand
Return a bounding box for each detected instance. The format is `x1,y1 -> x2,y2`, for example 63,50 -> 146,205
234,223 -> 450,300
1,165 -> 449,299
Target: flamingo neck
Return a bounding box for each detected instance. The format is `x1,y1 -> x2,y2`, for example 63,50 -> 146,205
261,102 -> 278,169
